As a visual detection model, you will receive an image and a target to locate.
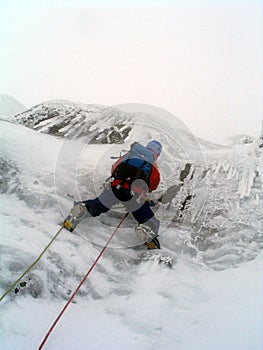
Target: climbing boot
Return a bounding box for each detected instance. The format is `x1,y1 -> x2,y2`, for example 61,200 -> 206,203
135,224 -> 161,249
63,202 -> 88,232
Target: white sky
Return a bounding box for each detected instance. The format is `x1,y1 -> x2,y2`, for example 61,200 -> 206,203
0,0 -> 262,141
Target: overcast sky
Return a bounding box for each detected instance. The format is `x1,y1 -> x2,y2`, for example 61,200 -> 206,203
1,0 -> 262,141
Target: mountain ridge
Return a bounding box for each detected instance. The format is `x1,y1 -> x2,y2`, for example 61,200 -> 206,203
11,99 -> 231,150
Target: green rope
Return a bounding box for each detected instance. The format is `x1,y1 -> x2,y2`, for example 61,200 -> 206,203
0,225 -> 64,303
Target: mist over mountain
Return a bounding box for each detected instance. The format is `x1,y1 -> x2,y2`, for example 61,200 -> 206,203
0,93 -> 26,116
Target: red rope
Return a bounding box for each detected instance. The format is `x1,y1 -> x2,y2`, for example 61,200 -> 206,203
38,213 -> 128,350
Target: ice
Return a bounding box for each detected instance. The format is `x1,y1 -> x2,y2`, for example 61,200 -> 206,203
0,110 -> 262,350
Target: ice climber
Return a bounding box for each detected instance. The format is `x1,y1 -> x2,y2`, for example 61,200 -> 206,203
63,140 -> 162,249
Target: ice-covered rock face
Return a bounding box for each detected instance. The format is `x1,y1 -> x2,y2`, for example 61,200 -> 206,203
2,101 -> 263,272
1,105 -> 262,350
12,101 -> 133,143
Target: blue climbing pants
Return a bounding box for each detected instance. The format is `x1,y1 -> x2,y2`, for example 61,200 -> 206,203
82,186 -> 160,234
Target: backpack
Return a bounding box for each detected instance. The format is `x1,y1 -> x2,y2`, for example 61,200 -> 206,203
112,143 -> 156,187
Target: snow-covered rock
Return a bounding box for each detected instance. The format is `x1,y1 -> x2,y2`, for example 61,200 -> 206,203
11,100 -> 133,143
222,134 -> 255,146
0,102 -> 262,350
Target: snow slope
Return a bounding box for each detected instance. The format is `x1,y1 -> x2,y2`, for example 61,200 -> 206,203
0,109 -> 262,349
